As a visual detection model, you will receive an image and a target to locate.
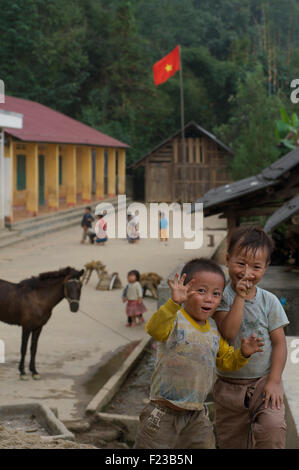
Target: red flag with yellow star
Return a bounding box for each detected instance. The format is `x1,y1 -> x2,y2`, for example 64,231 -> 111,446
153,45 -> 180,86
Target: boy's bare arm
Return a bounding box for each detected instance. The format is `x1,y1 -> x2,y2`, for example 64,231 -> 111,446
214,265 -> 254,341
264,327 -> 287,410
214,295 -> 245,341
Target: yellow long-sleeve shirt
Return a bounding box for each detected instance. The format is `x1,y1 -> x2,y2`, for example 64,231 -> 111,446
147,298 -> 249,410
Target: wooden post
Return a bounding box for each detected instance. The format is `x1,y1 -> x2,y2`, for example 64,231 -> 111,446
226,210 -> 239,244
65,144 -> 77,206
46,144 -> 59,210
108,148 -> 116,197
117,149 -> 126,194
95,147 -> 104,199
26,143 -> 39,215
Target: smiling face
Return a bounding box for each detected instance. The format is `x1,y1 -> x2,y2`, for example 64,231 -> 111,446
183,271 -> 225,325
226,244 -> 269,293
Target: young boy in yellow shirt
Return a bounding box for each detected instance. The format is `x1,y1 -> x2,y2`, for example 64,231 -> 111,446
134,258 -> 264,449
213,226 -> 289,449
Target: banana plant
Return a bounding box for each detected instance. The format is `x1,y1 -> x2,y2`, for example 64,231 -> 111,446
275,108 -> 299,150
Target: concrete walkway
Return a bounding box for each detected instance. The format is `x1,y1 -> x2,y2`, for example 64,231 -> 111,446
0,206 -> 226,420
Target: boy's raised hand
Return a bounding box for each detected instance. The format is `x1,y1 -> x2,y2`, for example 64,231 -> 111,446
168,273 -> 195,305
236,264 -> 255,299
241,334 -> 264,358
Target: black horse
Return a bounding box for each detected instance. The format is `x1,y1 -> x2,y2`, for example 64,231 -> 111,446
0,266 -> 84,380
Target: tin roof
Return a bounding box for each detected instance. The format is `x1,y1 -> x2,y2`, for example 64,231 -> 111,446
0,96 -> 129,148
192,147 -> 299,213
264,194 -> 299,233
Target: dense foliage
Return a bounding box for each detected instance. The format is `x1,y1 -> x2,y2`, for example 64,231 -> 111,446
1,0 -> 299,176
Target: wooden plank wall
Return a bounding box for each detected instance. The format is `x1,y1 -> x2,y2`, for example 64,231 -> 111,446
172,136 -> 230,201
145,135 -> 231,202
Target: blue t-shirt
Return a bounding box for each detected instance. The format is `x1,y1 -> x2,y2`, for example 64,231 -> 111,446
215,283 -> 289,379
160,217 -> 168,229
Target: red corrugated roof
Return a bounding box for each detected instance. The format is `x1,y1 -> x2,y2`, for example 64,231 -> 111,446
0,95 -> 129,148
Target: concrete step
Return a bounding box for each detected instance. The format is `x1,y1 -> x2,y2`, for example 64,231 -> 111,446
0,197 -> 132,250
0,228 -> 20,241
0,230 -> 23,250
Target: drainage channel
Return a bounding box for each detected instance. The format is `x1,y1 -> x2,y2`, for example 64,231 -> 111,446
82,341 -> 139,399
103,340 -> 156,417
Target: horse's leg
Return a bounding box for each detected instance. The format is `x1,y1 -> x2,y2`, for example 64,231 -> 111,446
19,328 -> 31,380
29,326 -> 43,379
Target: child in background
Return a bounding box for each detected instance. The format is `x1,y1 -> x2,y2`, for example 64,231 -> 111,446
134,258 -> 264,449
123,270 -> 147,327
127,212 -> 140,244
94,210 -> 108,245
80,206 -> 94,244
213,226 -> 289,449
159,213 -> 168,243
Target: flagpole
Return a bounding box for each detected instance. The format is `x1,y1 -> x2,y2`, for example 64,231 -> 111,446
179,45 -> 187,203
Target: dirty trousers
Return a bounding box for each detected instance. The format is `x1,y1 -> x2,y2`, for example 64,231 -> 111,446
134,401 -> 215,449
214,375 -> 286,449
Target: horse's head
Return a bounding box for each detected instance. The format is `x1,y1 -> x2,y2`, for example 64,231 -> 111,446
64,268 -> 84,312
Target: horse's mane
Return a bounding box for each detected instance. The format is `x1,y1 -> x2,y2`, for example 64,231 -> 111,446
17,267 -> 75,291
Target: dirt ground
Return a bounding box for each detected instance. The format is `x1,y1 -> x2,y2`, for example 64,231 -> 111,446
0,425 -> 97,449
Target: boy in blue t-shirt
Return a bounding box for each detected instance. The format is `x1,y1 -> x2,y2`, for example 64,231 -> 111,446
213,226 -> 289,449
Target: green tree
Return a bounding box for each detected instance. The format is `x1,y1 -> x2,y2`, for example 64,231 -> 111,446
0,0 -> 88,114
215,66 -> 282,179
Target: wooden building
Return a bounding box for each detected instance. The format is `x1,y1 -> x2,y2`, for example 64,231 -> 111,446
0,96 -> 128,221
132,121 -> 233,202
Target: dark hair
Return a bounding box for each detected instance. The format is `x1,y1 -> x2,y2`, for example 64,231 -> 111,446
180,258 -> 225,286
85,206 -> 91,211
128,270 -> 140,281
228,226 -> 275,263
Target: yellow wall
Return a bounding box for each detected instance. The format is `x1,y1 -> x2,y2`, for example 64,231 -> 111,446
108,148 -> 116,197
11,139 -> 126,217
26,143 -> 38,215
64,144 -> 77,206
76,147 -> 83,196
96,147 -> 104,199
